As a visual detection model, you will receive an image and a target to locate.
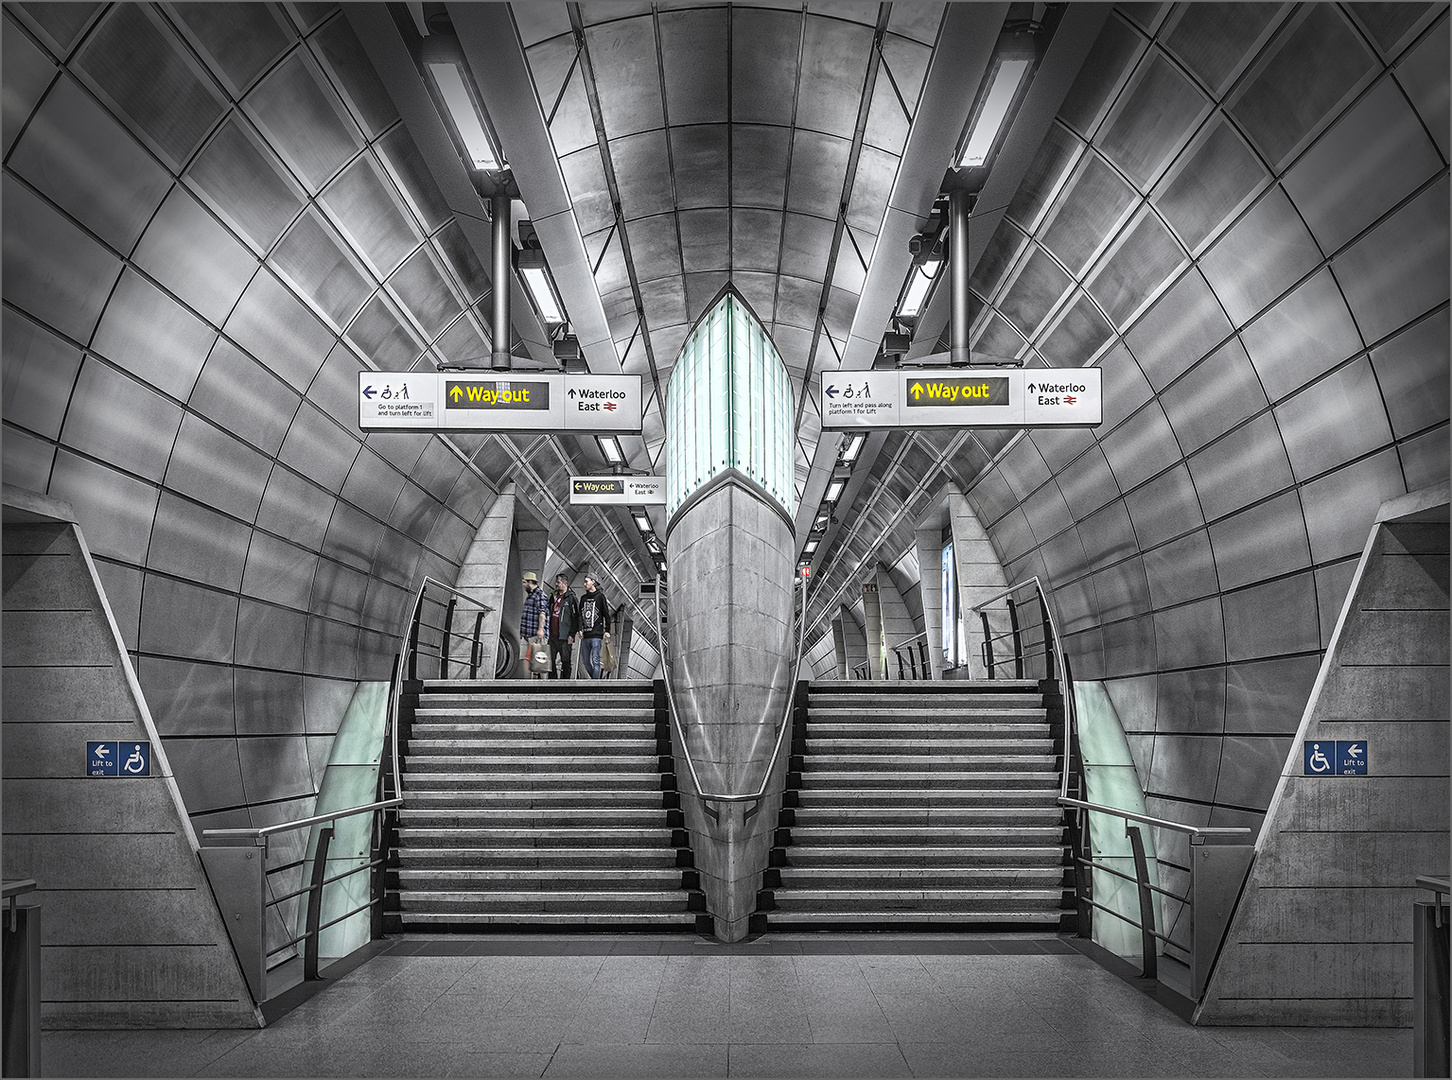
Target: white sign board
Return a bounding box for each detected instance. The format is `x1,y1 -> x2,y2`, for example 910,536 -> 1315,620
569,476 -> 666,505
359,373 -> 642,433
820,369 -> 1101,429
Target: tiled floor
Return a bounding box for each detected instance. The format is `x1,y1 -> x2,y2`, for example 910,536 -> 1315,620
43,935 -> 1413,1078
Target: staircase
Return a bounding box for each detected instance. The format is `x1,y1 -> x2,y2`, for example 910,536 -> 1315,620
753,680 -> 1074,931
385,679 -> 709,931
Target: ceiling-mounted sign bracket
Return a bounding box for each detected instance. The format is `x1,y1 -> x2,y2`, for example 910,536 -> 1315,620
359,373 -> 643,433
820,368 -> 1102,429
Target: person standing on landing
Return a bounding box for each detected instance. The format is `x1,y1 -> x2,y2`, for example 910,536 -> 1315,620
520,572 -> 550,679
577,575 -> 611,679
547,573 -> 579,679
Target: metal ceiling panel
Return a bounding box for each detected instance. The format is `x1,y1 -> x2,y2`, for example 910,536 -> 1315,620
389,244 -> 461,340
1051,573 -> 1100,634
321,500 -> 385,572
1032,425 -> 1096,473
886,2 -> 944,45
1086,206 -> 1187,329
1143,528 -> 1219,609
1284,77 -> 1442,256
775,274 -> 823,333
140,574 -> 239,665
170,2 -> 291,97
189,117 -> 306,253
1152,117 -> 1266,254
585,16 -> 664,139
372,526 -> 425,587
347,292 -> 423,370
1299,449 -> 1406,564
47,451 -> 157,565
3,17 -> 57,160
779,213 -> 836,282
161,738 -> 245,814
1077,497 -> 1138,568
1152,666 -> 1224,736
1040,291 -> 1114,366
1039,152 -> 1137,276
277,401 -> 361,491
658,8 -> 728,126
1100,612 -> 1157,676
312,12 -> 400,137
1275,357 -> 1393,482
1228,4 -> 1377,170
846,144 -> 899,234
1221,571 -> 1320,663
74,3 -> 227,170
1398,426 -> 1447,498
541,51 -> 597,159
724,124 -> 789,209
1097,50 -> 1209,192
61,358 -> 181,484
133,187 -> 259,327
971,218 -> 1030,301
786,129 -> 852,220
1225,654 -> 1320,735
1152,595 -> 1226,670
1163,2 -> 1284,97
1098,400 -> 1179,493
514,2 -> 572,47
1197,186 -> 1321,327
233,670 -> 307,736
1240,267 -> 1363,402
999,245 -> 1074,339
1332,174 -> 1449,346
360,576 -> 411,633
237,735 -> 315,803
610,128 -> 675,220
271,209 -> 372,332
1395,14 -> 1450,158
320,154 -> 421,278
363,428 -> 426,475
256,467 -> 335,552
245,49 -> 362,192
340,449 -> 408,524
1159,338 -> 1265,456
226,268 -> 334,391
997,437 -> 1051,501
991,505 -> 1035,566
3,176 -> 122,344
377,125 -> 452,233
136,656 -> 234,737
1095,344 -> 1155,432
678,208 -> 730,272
966,464 -> 1016,527
1058,13 -> 1145,138
10,2 -> 102,56
1124,462 -> 1201,548
1124,270 -> 1228,394
164,414 -> 271,521
3,431 -> 53,493
1208,490 -> 1312,591
309,557 -> 370,622
796,14 -> 873,139
433,313 -> 490,366
1370,308 -> 1450,439
3,309 -> 80,442
241,530 -> 318,609
189,339 -> 299,456
10,74 -> 172,255
433,220 -> 491,302
91,269 -> 213,400
1186,412 -> 1292,521
1349,2 -> 1441,58
730,209 -> 784,273
1021,481 -> 1075,544
1213,736 -> 1293,809
1008,122 -> 1083,233
730,7 -> 802,127
668,124 -> 731,208
385,479 -> 438,543
684,271 -> 729,322
624,213 -> 682,283
637,276 -> 688,333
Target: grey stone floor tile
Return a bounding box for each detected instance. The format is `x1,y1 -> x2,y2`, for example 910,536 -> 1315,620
544,1041 -> 728,1077
724,1006 -> 813,1044
727,1040 -> 913,1078
444,1012 -> 573,1054
560,1005 -> 654,1044
804,1006 -> 897,1044
442,1052 -> 553,1078
42,1029 -> 253,1078
644,1004 -> 733,1045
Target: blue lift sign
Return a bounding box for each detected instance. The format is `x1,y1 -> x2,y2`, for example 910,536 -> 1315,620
87,741 -> 151,778
1303,740 -> 1367,776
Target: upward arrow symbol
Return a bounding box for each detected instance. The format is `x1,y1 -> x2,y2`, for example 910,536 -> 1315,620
910,383 -> 923,400
568,387 -> 576,398
1028,383 -> 1036,393
449,385 -> 462,402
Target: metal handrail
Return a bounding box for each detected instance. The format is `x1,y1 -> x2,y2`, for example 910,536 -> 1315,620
653,569 -> 806,805
1057,798 -> 1253,841
201,799 -> 402,851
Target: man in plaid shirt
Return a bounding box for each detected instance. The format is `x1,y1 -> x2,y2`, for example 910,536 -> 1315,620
520,572 -> 550,677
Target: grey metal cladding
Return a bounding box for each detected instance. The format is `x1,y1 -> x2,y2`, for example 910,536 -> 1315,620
1009,123 -> 1083,231
226,268 -> 336,391
658,8 -> 728,127
1056,444 -> 1120,520
1240,268 -> 1364,402
1097,51 -> 1209,191
1275,357 -> 1393,482
1152,118 -> 1266,254
1198,185 -> 1321,327
1094,344 -> 1154,432
62,359 -> 182,484
1224,654 -> 1321,735
1153,596 -> 1226,670
91,269 -> 215,400
1186,412 -> 1293,521
1207,490 -> 1312,591
1099,613 -> 1156,676
1076,498 -> 1137,568
133,187 -> 259,326
141,574 -> 240,665
1162,2 -> 1283,97
320,501 -> 385,573
3,308 -> 83,441
1041,154 -> 1138,276
2,176 -> 122,343
1058,14 -> 1145,138
611,129 -> 673,220
1372,309 -> 1451,439
313,12 -> 400,136
241,530 -> 318,610
1000,245 -> 1074,339
277,401 -> 360,491
1158,338 -> 1265,456
1020,482 -> 1075,545
232,669 -> 307,737
47,453 -> 158,565
1395,16 -> 1450,158
1229,5 -> 1377,169
1092,557 -> 1153,623
669,126 -> 730,210
3,432 -> 56,494
346,293 -> 422,370
1086,209 -> 1188,329
1213,735 -> 1294,810
389,245 -> 461,340
164,414 -> 272,521
2,17 -> 59,160
1123,265 -> 1231,393
1154,666 -> 1226,735
136,655 -> 235,737
189,117 -> 305,252
1221,572 -> 1321,663
170,3 -> 292,98
247,51 -> 361,193
1142,529 -> 1219,609
148,492 -> 252,593
1299,450 -> 1407,565
237,735 -> 315,802
74,3 -> 227,169
788,130 -> 853,220
163,738 -> 247,815
1041,291 -> 1115,365
303,615 -> 358,679
1332,175 -> 1450,346
586,16 -> 663,139
9,73 -> 172,253
272,210 -> 373,331
234,599 -> 308,673
1097,400 -> 1179,493
796,15 -> 873,139
730,8 -> 801,127
339,449 -> 407,524
320,155 -> 420,278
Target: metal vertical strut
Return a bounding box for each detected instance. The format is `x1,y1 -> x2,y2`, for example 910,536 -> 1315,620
491,191 -> 511,370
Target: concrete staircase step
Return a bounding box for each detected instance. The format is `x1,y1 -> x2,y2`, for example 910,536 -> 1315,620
801,754 -> 1055,770
784,845 -> 1064,867
404,773 -> 664,790
784,825 -> 1063,846
776,867 -> 1066,888
805,739 -> 1054,755
798,789 -> 1061,808
768,887 -> 1064,907
800,771 -> 1059,787
760,910 -> 1063,926
403,756 -> 659,773
397,827 -> 679,846
399,808 -> 674,826
396,847 -> 682,869
398,890 -> 695,913
405,739 -> 659,755
397,911 -> 702,927
788,807 -> 1065,826
395,868 -> 687,888
403,790 -> 666,809
806,723 -> 1050,738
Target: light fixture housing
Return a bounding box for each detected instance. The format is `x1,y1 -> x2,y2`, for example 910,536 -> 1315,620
896,259 -> 941,321
596,435 -> 625,465
956,37 -> 1037,170
824,480 -> 845,503
841,434 -> 865,465
632,511 -> 653,533
420,39 -> 502,173
804,539 -> 819,554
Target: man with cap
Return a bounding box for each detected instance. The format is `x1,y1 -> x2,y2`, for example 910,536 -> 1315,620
520,571 -> 550,678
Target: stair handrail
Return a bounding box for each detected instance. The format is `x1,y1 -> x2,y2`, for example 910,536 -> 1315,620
968,576 -> 1076,800
652,569 -> 807,807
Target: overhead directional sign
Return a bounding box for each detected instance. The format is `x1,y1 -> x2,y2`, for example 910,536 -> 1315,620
360,373 -> 642,433
569,476 -> 666,505
820,368 -> 1102,429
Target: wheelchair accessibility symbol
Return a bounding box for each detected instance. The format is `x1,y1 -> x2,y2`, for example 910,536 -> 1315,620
1303,742 -> 1333,774
85,740 -> 150,778
1303,739 -> 1368,776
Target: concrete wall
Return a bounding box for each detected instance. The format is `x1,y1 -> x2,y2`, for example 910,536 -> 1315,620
2,505 -> 259,1027
450,483 -> 515,678
949,485 -> 1011,678
1198,494 -> 1449,1025
914,524 -> 946,679
874,565 -> 919,680
665,478 -> 795,940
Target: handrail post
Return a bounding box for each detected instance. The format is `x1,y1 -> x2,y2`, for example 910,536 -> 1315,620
1125,824 -> 1157,981
303,826 -> 334,982
440,597 -> 457,680
1006,597 -> 1023,679
919,640 -> 930,680
1038,587 -> 1056,682
469,611 -> 485,679
407,606 -> 422,681
979,611 -> 994,678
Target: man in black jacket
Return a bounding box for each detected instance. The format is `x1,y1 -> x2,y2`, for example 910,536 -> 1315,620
577,575 -> 612,679
547,574 -> 579,679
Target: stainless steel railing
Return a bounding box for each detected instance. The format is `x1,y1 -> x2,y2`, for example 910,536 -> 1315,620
652,569 -> 807,811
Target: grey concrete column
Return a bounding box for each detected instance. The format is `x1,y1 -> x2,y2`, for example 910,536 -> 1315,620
838,604 -> 868,679
861,581 -> 885,680
874,565 -> 918,680
948,484 -> 1010,679
915,525 -> 945,679
831,617 -> 848,680
665,478 -> 795,941
453,483 -> 516,678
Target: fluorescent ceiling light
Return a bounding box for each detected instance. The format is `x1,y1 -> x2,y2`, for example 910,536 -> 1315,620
897,262 -> 939,320
804,539 -> 818,554
658,560 -> 667,573
841,434 -> 865,464
520,266 -> 565,324
632,512 -> 652,533
958,58 -> 1032,168
596,435 -> 624,464
824,480 -> 845,503
426,61 -> 499,171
